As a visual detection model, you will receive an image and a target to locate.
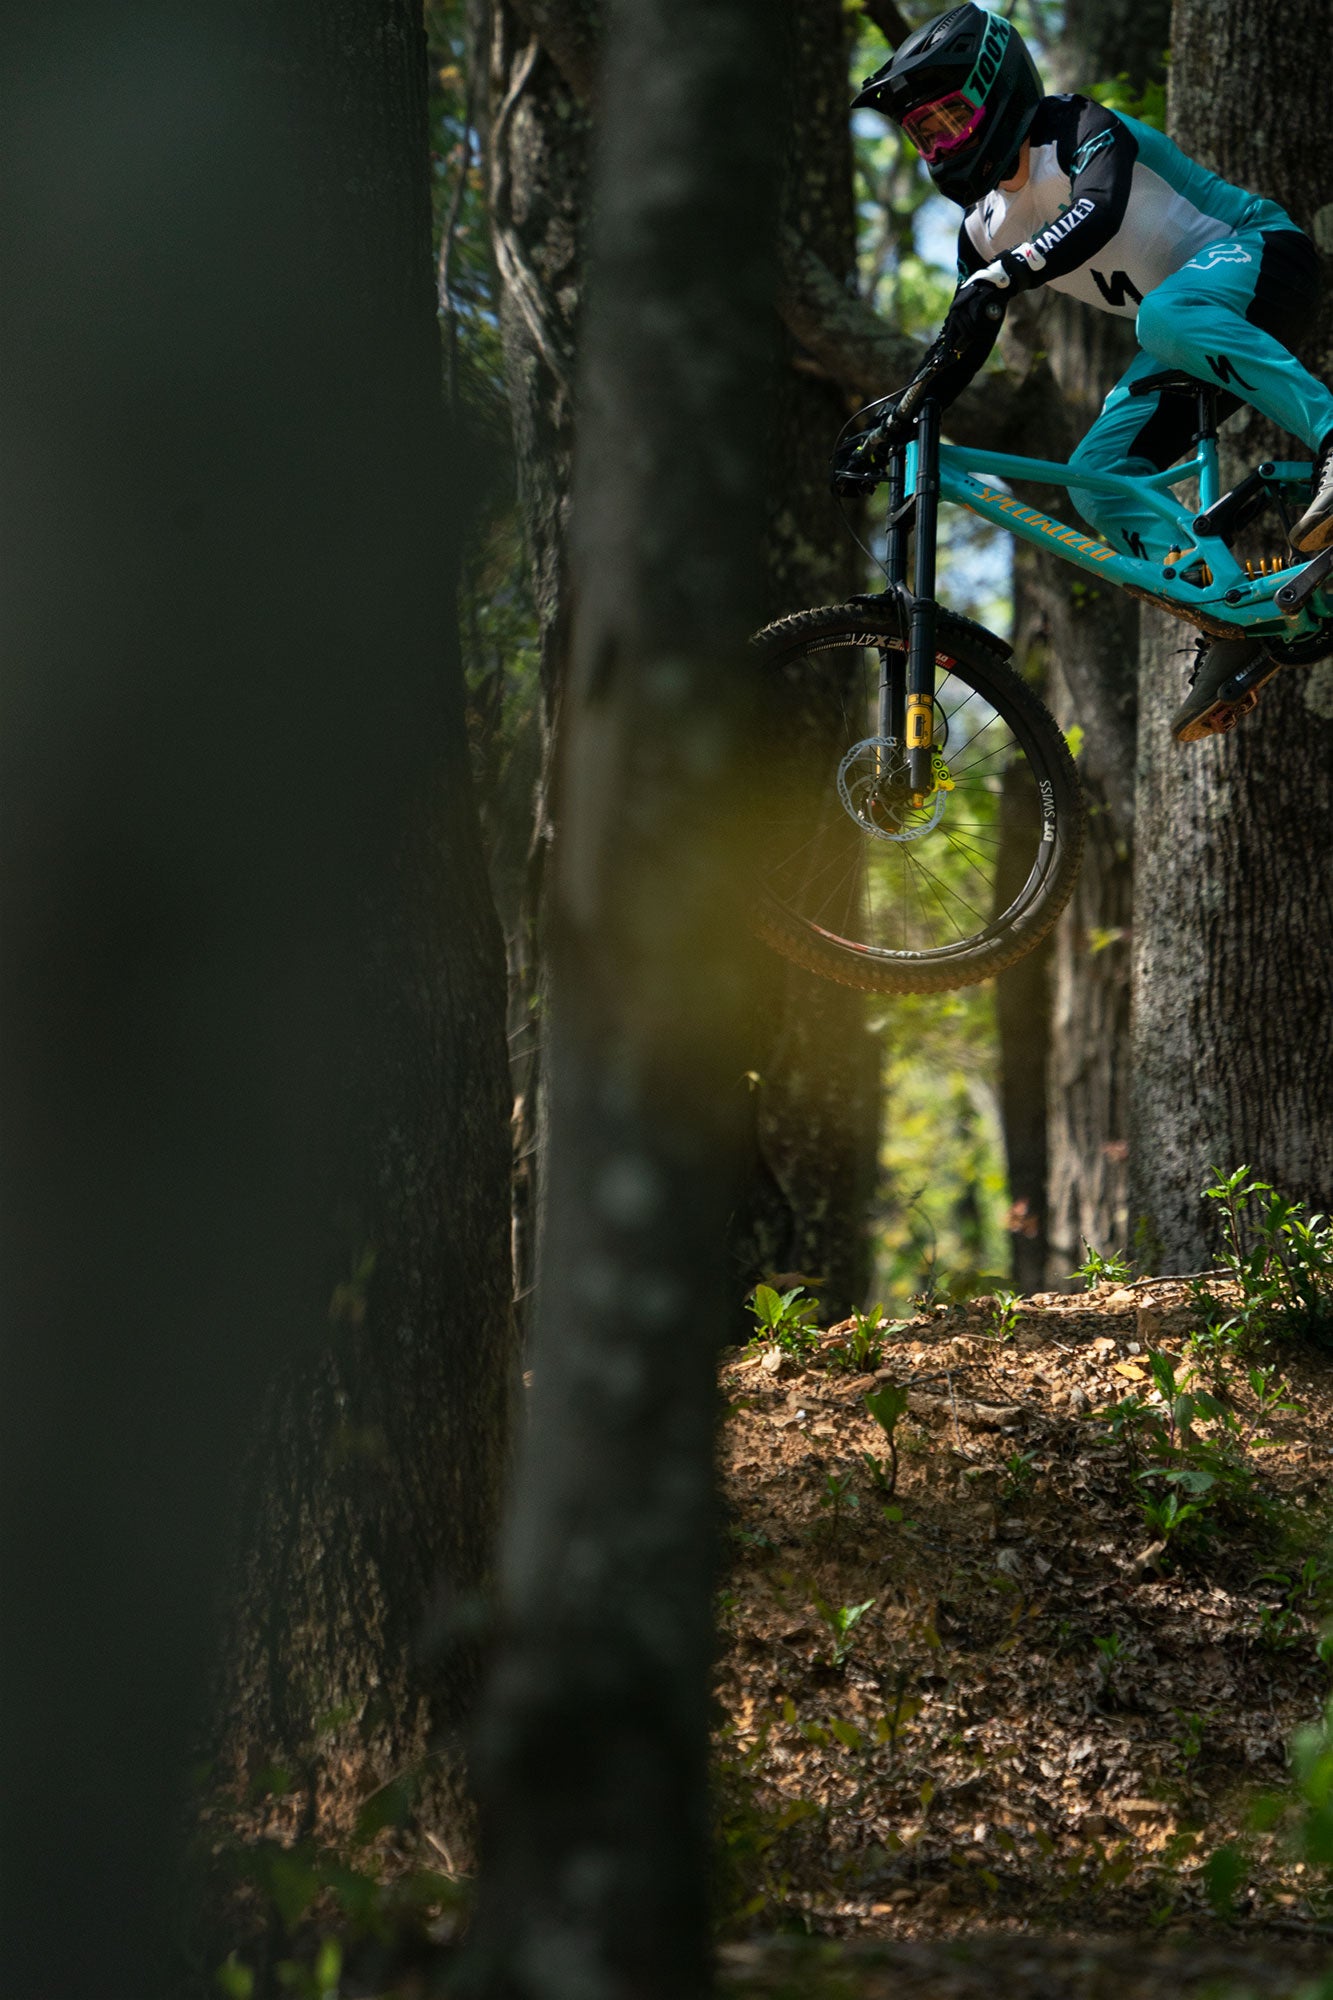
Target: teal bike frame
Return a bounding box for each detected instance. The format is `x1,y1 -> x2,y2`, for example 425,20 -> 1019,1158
877,377 -> 1333,792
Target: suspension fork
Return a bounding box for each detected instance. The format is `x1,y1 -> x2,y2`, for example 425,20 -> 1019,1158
877,442 -> 909,751
906,397 -> 940,800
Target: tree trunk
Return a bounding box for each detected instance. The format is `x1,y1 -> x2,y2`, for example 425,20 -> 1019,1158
732,0 -> 878,1319
465,0 -> 777,1987
475,1 -> 591,1312
210,0 -> 516,1847
992,5 -> 1167,1284
1,3 -> 512,1992
482,0 -> 877,1323
1130,0 -> 1333,1269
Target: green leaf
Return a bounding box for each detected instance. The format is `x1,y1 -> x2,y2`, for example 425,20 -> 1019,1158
1202,1843 -> 1244,1915
216,1955 -> 255,2000
752,1284 -> 780,1325
865,1383 -> 909,1436
314,1937 -> 343,1996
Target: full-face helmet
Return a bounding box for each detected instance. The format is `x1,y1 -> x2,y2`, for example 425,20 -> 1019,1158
852,4 -> 1043,208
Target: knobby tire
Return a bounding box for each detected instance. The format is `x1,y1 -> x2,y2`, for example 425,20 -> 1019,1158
750,602 -> 1085,995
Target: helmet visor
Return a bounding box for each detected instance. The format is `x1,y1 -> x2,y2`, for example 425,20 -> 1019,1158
901,91 -> 985,163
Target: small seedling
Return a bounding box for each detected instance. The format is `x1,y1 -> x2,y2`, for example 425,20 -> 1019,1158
748,1283 -> 820,1359
987,1289 -> 1022,1342
1135,1466 -> 1217,1550
863,1382 -> 910,1496
1247,1362 -> 1302,1417
812,1593 -> 875,1669
817,1470 -> 860,1547
1069,1241 -> 1131,1288
999,1447 -> 1037,1505
824,1306 -> 891,1374
1092,1632 -> 1129,1700
1170,1707 -> 1208,1767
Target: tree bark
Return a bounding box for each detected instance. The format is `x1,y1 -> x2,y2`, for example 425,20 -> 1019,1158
209,0 -> 516,1849
1,3 -> 512,1992
482,0 -> 878,1320
732,0 -> 878,1319
1130,0 -> 1333,1269
465,0 -> 777,1988
992,5 -> 1167,1283
476,0 -> 591,1310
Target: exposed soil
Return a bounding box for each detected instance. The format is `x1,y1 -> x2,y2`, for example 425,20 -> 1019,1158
713,1279 -> 1333,1995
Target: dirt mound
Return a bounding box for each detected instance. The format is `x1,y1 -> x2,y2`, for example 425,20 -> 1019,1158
715,1281 -> 1333,1964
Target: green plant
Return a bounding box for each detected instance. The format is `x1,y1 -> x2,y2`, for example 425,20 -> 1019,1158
1135,1467 -> 1219,1552
862,1381 -> 910,1495
1092,1632 -> 1129,1700
1247,1362 -> 1303,1418
817,1470 -> 860,1548
999,1447 -> 1037,1505
812,1593 -> 875,1669
824,1306 -> 891,1374
1069,1240 -> 1131,1288
1193,1165 -> 1333,1356
1170,1707 -> 1208,1769
748,1283 -> 820,1358
986,1288 -> 1022,1341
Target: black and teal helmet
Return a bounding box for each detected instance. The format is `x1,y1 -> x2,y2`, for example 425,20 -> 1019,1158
852,4 -> 1044,208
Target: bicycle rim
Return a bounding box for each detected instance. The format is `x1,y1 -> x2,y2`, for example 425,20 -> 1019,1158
752,608 -> 1083,993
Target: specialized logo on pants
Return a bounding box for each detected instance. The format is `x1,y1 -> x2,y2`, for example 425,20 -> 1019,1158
1186,242 -> 1254,272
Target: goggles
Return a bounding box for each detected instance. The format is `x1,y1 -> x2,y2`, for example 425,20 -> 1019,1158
901,91 -> 986,163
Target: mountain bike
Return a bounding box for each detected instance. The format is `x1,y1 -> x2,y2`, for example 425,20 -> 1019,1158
753,369 -> 1333,994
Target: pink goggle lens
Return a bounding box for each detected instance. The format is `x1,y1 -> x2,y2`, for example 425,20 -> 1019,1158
901,92 -> 986,162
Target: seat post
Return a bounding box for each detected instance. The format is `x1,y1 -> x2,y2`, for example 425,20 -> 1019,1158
1194,384 -> 1220,445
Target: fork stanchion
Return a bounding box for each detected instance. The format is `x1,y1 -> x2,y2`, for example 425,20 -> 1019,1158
878,445 -> 909,749
907,397 -> 940,798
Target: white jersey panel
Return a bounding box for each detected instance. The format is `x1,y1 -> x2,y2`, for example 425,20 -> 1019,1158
965,145 -> 1234,317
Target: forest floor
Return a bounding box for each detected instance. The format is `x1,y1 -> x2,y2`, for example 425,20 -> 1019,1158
712,1278 -> 1333,1998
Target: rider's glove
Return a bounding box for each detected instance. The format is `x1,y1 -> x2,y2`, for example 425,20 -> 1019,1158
939,277 -> 1008,357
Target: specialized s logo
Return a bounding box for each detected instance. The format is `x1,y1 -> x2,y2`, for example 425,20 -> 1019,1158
1091,269 -> 1144,308
1187,242 -> 1254,272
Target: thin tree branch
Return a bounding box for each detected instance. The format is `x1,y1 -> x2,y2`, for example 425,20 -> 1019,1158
850,0 -> 915,48
502,0 -> 1059,451
506,0 -> 600,99
777,228 -> 1064,453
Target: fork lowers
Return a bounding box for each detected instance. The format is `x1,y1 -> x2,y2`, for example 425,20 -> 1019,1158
907,397 -> 942,797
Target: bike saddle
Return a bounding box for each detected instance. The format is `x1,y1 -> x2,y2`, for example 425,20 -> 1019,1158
1127,369 -> 1215,400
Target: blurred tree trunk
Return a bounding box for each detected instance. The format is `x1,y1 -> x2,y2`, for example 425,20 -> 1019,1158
1130,0 -> 1333,1269
465,0 -> 776,1989
205,0 -> 514,1852
2,2 -> 512,1992
480,0 -> 877,1321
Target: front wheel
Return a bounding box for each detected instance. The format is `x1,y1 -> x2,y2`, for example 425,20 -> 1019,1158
751,602 -> 1085,994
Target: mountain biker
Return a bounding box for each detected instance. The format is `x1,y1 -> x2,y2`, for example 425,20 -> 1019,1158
839,2 -> 1333,742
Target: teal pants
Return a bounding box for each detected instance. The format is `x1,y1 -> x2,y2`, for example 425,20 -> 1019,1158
1067,227 -> 1333,560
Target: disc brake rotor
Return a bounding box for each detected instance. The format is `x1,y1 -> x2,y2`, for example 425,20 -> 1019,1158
836,736 -> 954,843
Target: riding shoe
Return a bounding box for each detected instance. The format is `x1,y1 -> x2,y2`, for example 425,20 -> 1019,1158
1290,431 -> 1333,554
1170,636 -> 1282,743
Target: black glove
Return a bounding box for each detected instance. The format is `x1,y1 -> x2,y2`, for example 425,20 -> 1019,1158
939,277 -> 1007,356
